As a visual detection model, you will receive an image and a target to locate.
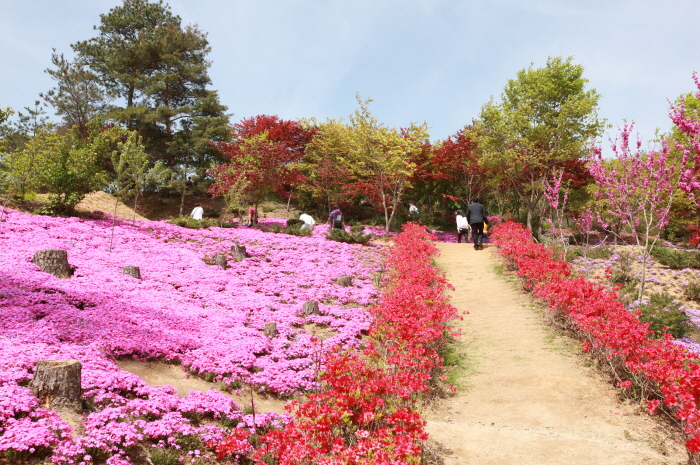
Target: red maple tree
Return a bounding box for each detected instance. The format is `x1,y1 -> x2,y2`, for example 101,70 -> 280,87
209,115 -> 316,205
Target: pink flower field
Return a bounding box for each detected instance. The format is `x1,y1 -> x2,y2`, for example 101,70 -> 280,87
0,209 -> 384,463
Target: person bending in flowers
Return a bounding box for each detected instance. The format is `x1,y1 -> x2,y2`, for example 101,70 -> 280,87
327,205 -> 345,230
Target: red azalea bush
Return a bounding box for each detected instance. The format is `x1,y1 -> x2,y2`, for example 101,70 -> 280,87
211,222 -> 460,464
491,220 -> 700,458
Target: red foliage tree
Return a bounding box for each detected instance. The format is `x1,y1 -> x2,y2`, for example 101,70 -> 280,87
209,115 -> 316,205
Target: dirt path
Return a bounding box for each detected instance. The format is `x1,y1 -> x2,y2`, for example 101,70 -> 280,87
425,243 -> 687,465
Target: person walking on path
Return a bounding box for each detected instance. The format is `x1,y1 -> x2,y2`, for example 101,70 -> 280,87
190,203 -> 204,220
455,209 -> 471,243
467,197 -> 488,250
327,205 -> 345,230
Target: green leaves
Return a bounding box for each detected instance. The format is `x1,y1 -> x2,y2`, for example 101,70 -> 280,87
476,56 -> 605,230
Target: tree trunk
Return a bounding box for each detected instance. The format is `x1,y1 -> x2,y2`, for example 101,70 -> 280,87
32,249 -> 73,279
122,266 -> 142,279
232,243 -> 250,262
132,191 -> 140,225
263,322 -> 279,337
0,196 -> 7,222
109,196 -> 119,252
29,359 -> 82,412
302,300 -> 321,316
213,254 -> 228,269
335,276 -> 353,287
178,152 -> 191,217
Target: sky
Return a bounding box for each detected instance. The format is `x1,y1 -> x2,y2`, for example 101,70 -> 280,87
1,0 -> 699,147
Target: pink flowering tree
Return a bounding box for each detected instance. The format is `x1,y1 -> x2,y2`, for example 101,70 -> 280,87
671,76 -> 700,210
588,124 -> 679,301
542,170 -> 572,257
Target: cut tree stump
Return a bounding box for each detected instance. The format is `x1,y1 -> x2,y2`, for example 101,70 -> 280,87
263,322 -> 279,337
302,300 -> 321,316
29,359 -> 82,412
335,276 -> 353,287
231,243 -> 250,262
121,266 -> 142,279
213,254 -> 228,269
32,249 -> 73,279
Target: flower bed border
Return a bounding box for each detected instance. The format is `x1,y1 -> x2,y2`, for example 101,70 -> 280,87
490,220 -> 700,459
212,222 -> 460,464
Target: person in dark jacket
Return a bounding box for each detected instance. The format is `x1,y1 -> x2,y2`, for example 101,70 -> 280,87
467,197 -> 489,250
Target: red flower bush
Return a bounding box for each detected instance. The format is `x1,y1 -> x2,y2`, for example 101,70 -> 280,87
491,220 -> 700,457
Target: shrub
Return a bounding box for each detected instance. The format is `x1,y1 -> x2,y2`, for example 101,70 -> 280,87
284,224 -> 312,237
258,222 -> 311,237
168,216 -> 236,229
203,207 -> 220,218
685,279 -> 700,302
325,228 -> 373,245
651,246 -> 700,269
637,292 -> 690,339
350,224 -> 365,234
38,193 -> 85,216
611,249 -> 635,284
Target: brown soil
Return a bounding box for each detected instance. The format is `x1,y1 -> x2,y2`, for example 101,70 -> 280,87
75,191 -> 148,221
425,243 -> 687,465
115,360 -> 288,414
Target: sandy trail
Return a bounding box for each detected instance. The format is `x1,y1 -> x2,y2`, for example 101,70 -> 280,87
425,243 -> 686,465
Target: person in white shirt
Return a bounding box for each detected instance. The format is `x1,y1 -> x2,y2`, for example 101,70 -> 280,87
408,202 -> 419,219
455,209 -> 470,243
190,203 -> 204,220
299,212 -> 315,231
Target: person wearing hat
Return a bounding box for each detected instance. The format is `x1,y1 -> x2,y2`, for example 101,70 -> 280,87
467,197 -> 488,250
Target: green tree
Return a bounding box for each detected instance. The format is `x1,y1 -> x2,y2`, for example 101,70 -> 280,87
1,124 -> 59,199
71,0 -> 230,169
0,107 -> 13,153
476,56 -> 605,231
41,50 -> 113,137
16,120 -> 123,215
314,94 -> 429,234
0,101 -> 50,155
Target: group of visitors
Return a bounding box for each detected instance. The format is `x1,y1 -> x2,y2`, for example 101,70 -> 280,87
191,198 -> 488,248
456,197 -> 489,250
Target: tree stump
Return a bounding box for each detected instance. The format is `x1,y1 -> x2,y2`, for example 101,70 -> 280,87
263,322 -> 279,337
231,243 -> 250,262
122,266 -> 142,279
126,445 -> 153,465
302,300 -> 321,316
335,276 -> 353,287
29,359 -> 82,412
213,254 -> 228,269
32,249 -> 73,279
